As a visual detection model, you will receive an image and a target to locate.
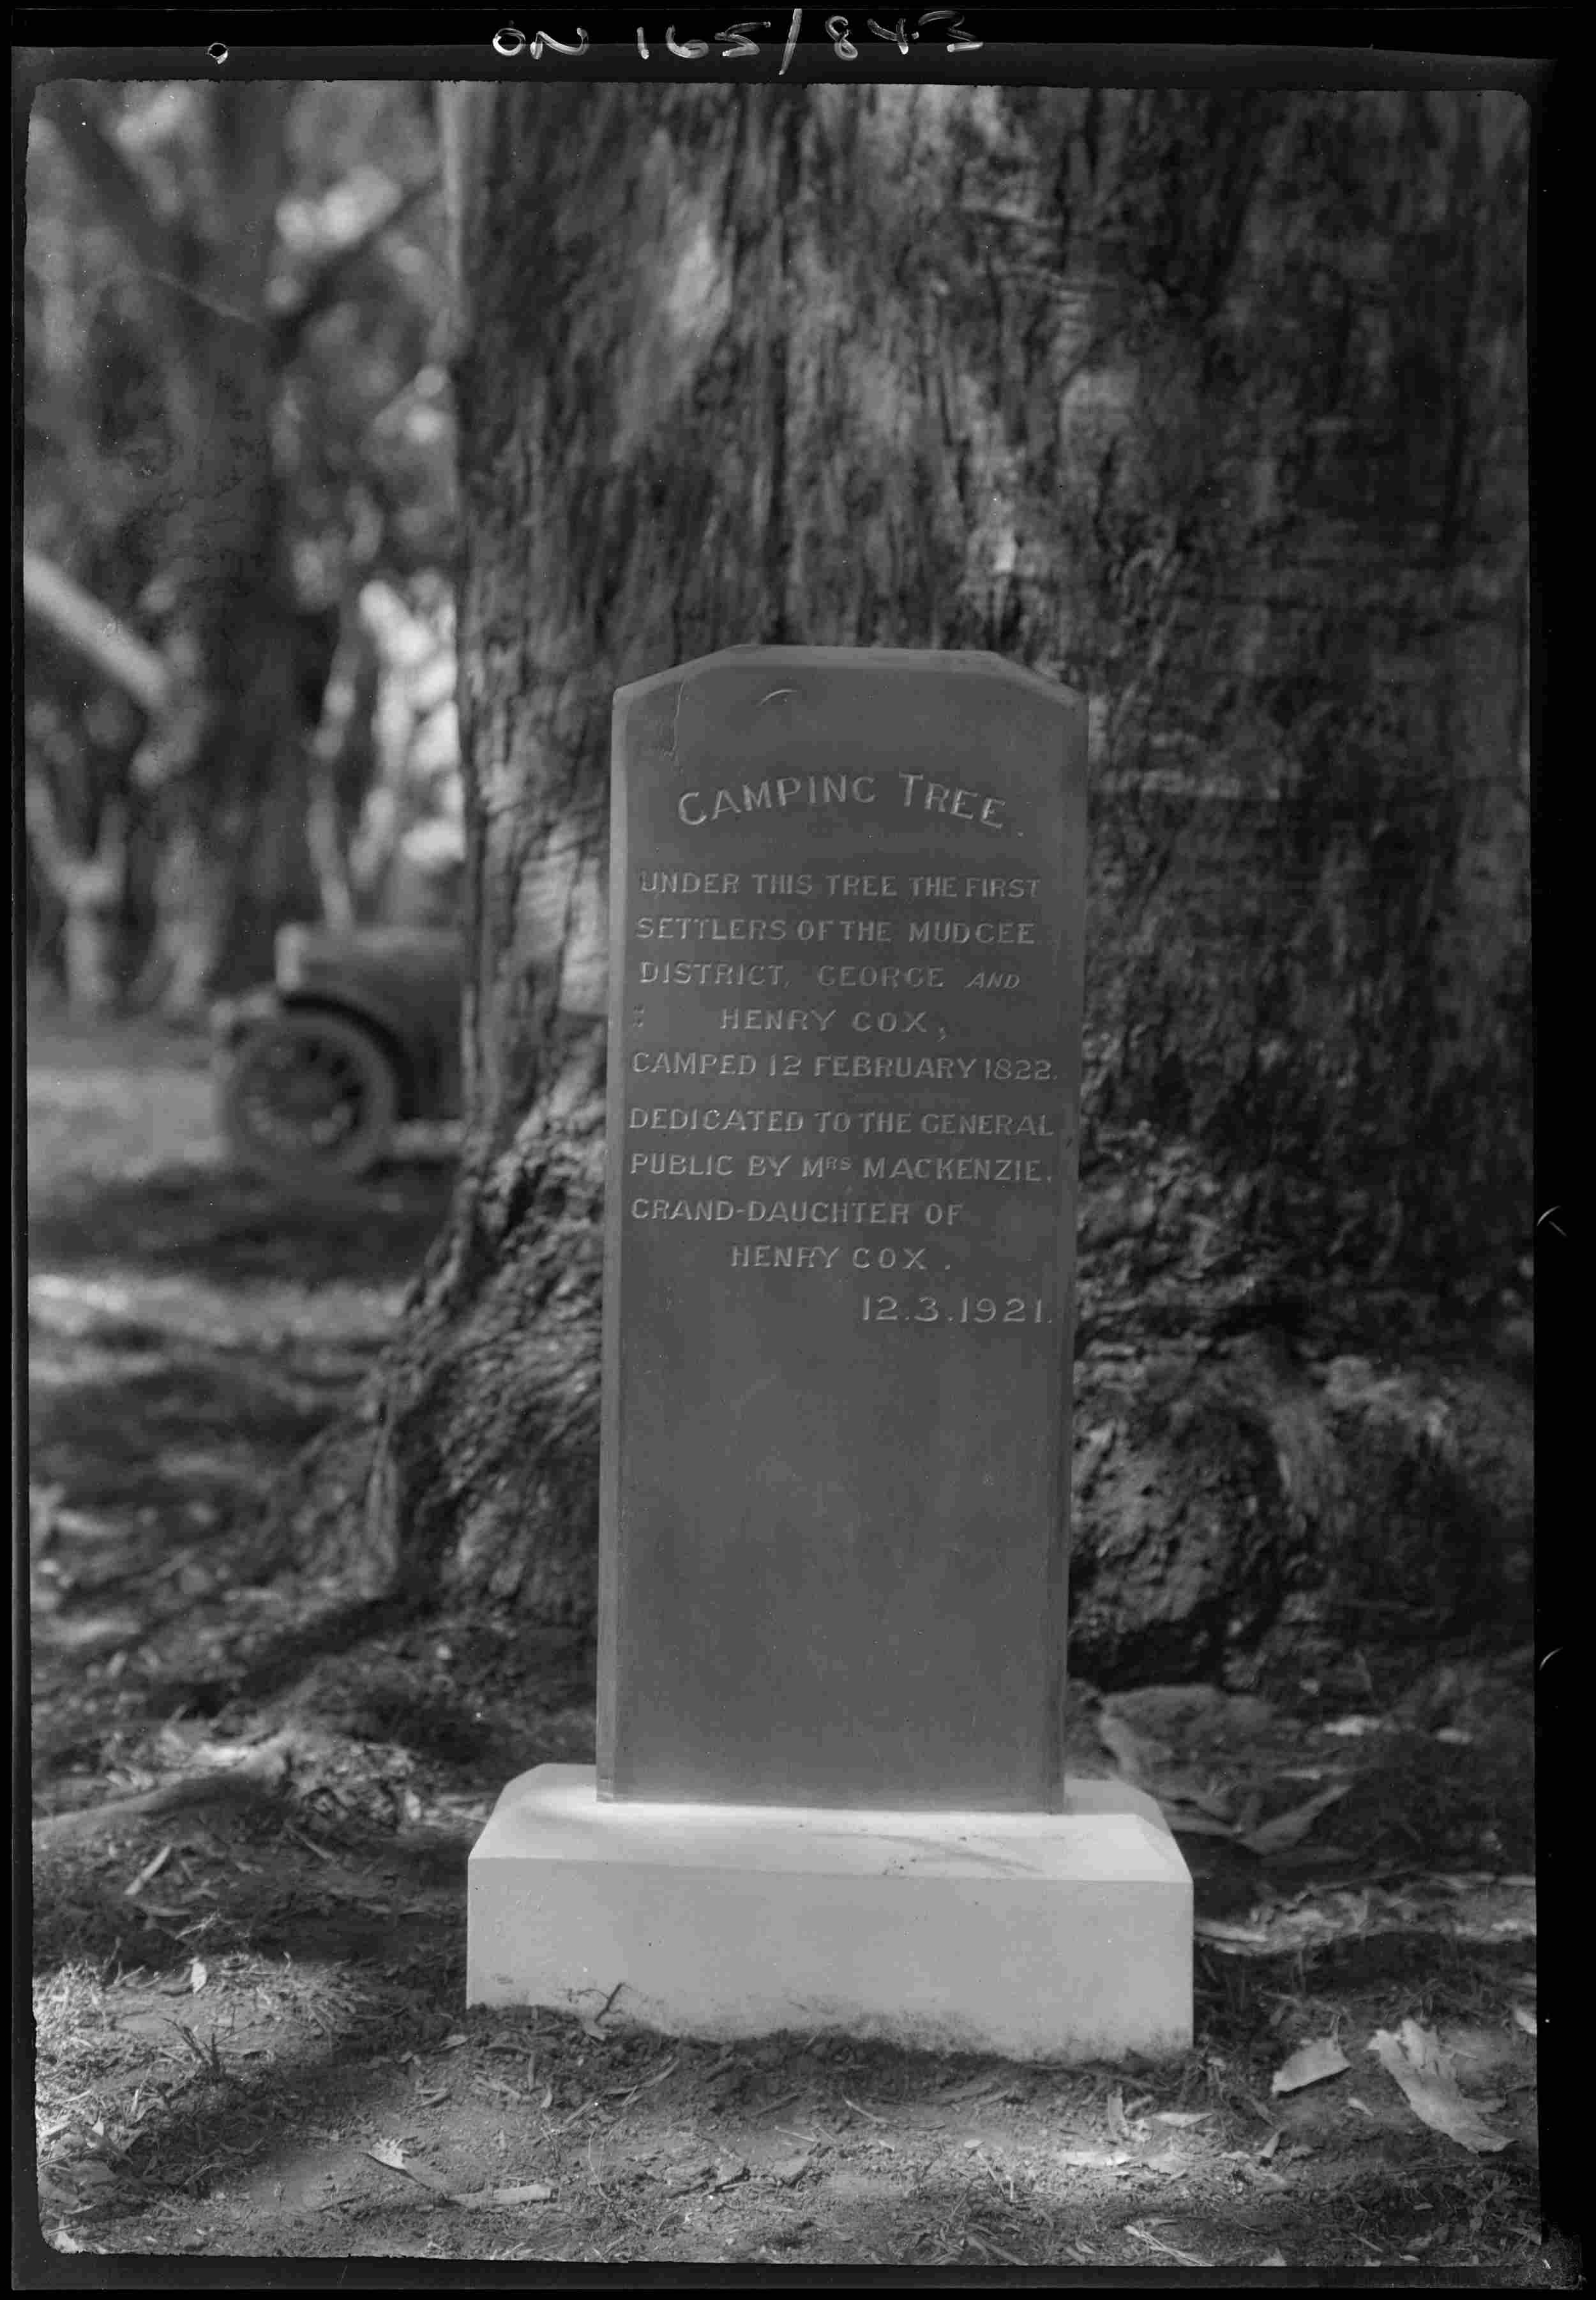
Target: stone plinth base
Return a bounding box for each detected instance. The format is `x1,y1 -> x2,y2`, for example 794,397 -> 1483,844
467,1766 -> 1192,2062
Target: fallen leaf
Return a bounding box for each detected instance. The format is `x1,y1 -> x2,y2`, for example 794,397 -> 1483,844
453,2181 -> 553,2209
436,2032 -> 468,2052
188,1959 -> 208,1994
1243,1784 -> 1349,1857
124,1842 -> 173,1898
365,2141 -> 456,2197
1346,2095 -> 1374,2116
1512,2005 -> 1537,2039
1058,2147 -> 1113,2167
1259,2250 -> 1287,2267
1148,2110 -> 1212,2128
1195,1919 -> 1270,1948
1321,1714 -> 1385,1737
767,2152 -> 813,2184
1272,2036 -> 1350,2094
1105,2085 -> 1130,2141
1368,2022 -> 1510,2154
1259,2128 -> 1284,2161
1434,1727 -> 1474,1745
713,2158 -> 748,2190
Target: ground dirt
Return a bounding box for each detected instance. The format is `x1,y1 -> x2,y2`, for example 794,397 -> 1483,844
23,1010 -> 1566,2274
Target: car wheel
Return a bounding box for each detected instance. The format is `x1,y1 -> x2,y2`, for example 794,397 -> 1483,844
217,1010 -> 399,1185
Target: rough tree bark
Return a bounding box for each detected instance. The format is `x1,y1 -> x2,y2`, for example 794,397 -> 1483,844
288,84 -> 1531,1679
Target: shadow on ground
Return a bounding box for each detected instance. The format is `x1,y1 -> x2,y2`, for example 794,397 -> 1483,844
30,1792 -> 1556,2273
27,1016 -> 1557,2272
31,1159 -> 455,1285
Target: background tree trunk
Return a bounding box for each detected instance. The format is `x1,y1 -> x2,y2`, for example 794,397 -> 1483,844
22,771 -> 128,1016
37,82 -> 321,1006
22,550 -> 160,1011
289,83 -> 1531,1678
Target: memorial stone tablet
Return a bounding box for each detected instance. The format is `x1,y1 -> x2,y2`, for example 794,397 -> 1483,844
599,647 -> 1088,1812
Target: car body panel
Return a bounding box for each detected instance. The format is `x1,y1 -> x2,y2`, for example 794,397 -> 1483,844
212,925 -> 463,1122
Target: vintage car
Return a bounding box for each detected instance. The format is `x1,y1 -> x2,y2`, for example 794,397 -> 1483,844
212,923 -> 462,1183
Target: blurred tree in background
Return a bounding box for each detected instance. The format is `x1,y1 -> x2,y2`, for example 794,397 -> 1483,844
287,81 -> 1529,1672
23,79 -> 455,1008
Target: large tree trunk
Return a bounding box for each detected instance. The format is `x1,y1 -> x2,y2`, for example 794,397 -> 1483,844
287,84 -> 1531,1677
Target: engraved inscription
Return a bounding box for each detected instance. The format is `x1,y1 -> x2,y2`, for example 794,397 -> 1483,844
674,770 -> 1010,829
617,748 -> 1071,1319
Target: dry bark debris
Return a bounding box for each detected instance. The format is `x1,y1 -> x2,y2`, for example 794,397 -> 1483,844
33,1737 -> 295,1849
365,2141 -> 553,2207
1367,2022 -> 1511,2155
1271,2038 -> 1350,2095
1241,1783 -> 1350,1857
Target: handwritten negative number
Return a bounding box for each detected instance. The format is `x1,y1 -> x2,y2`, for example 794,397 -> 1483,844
496,16 -> 982,63
827,10 -> 981,56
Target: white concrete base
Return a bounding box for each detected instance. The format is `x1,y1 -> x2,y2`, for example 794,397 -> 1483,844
467,1766 -> 1192,2062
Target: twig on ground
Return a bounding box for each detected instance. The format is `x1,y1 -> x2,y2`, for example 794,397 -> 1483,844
606,2054 -> 679,2108
1127,2221 -> 1208,2267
